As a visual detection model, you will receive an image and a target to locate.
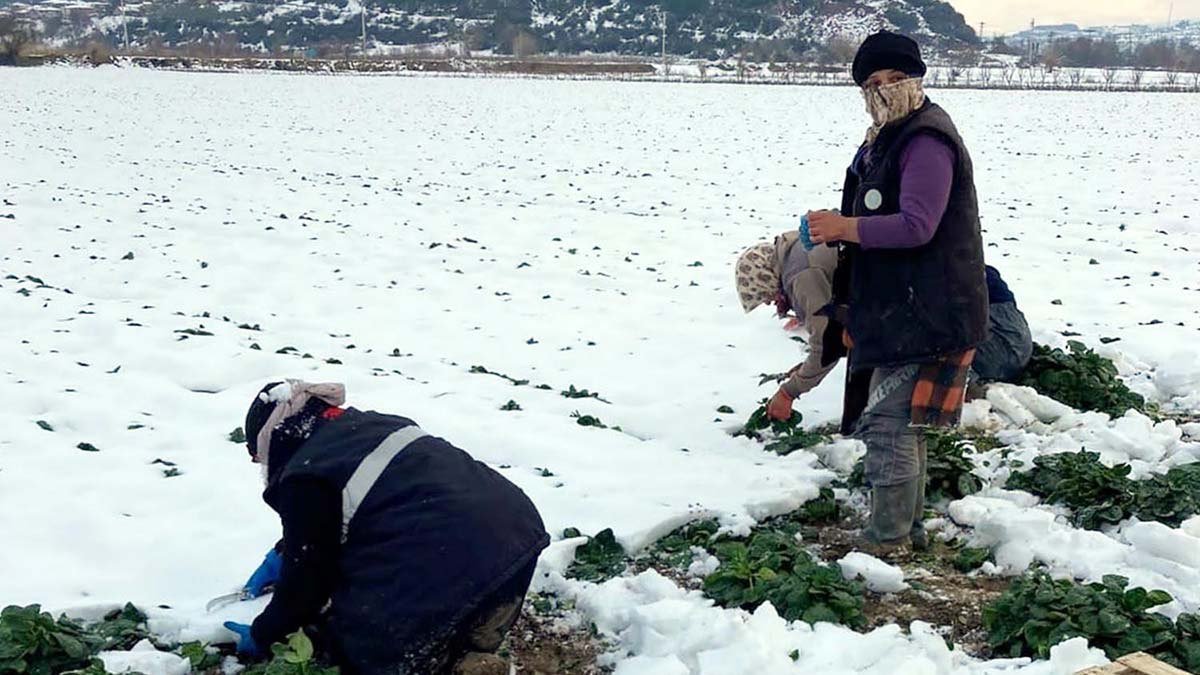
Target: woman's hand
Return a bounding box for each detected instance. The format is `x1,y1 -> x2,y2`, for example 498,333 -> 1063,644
807,210 -> 860,244
767,388 -> 795,421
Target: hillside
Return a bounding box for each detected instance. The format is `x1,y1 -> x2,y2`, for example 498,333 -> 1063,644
2,0 -> 978,58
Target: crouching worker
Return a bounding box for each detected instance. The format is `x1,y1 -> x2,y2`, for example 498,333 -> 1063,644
735,231 -> 840,420
972,265 -> 1033,384
222,380 -> 549,675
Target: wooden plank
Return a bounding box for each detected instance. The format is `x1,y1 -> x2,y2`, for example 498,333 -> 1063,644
1076,664 -> 1135,675
1075,653 -> 1191,675
1115,652 -> 1191,675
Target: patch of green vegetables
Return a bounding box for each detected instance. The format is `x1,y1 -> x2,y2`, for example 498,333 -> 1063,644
924,429 -> 984,503
0,603 -> 338,675
703,529 -> 865,627
564,528 -> 627,582
737,400 -> 826,456
1018,341 -> 1152,419
983,571 -> 1200,671
244,631 -> 338,675
1007,451 -> 1200,530
0,603 -> 150,675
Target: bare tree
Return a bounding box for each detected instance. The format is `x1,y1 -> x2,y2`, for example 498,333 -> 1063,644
1193,71 -> 1200,92
979,67 -> 993,87
1102,67 -> 1119,90
1129,68 -> 1144,90
1001,67 -> 1017,87
697,62 -> 707,80
1019,65 -> 1034,89
1067,68 -> 1083,87
926,67 -> 942,87
1165,70 -> 1179,87
735,51 -> 746,82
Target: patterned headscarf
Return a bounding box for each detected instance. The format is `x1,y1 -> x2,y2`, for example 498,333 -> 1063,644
734,242 -> 779,313
863,77 -> 926,145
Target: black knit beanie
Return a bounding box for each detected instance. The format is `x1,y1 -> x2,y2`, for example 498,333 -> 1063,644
852,31 -> 927,87
244,381 -> 283,458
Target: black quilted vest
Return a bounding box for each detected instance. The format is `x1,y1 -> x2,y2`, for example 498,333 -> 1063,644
833,100 -> 988,372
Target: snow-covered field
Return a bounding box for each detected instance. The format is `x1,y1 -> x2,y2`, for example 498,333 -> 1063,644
2,66 -> 1200,674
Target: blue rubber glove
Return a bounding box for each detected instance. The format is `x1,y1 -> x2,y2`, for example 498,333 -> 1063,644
799,214 -> 816,251
223,621 -> 263,659
243,549 -> 282,599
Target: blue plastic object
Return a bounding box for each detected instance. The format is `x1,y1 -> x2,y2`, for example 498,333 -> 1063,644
243,549 -> 282,599
799,214 -> 816,251
223,621 -> 263,658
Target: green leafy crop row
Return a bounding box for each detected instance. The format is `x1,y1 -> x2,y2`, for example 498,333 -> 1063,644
563,490 -> 863,628
0,603 -> 337,675
1007,451 -> 1200,530
1018,341 -> 1151,419
983,571 -> 1200,671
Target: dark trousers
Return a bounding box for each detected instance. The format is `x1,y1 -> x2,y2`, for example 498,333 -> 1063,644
316,558 -> 538,675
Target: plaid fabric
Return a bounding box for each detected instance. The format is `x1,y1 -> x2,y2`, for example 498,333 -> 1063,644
910,349 -> 975,427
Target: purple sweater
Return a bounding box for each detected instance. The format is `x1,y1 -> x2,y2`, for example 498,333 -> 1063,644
856,134 -> 955,249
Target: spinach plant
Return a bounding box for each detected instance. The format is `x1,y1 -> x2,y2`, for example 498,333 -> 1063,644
1018,341 -> 1151,418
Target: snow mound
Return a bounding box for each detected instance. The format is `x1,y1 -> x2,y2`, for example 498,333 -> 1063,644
837,553 -> 908,594
99,639 -> 191,675
949,492 -> 1200,618
550,568 -> 1105,674
1154,351 -> 1200,401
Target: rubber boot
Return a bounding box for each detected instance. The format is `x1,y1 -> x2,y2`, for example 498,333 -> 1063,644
910,436 -> 929,552
862,479 -> 922,558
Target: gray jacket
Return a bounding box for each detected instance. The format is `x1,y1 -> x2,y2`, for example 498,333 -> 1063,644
774,232 -> 839,398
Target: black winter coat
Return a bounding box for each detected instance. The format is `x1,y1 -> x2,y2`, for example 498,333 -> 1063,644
259,408 -> 549,675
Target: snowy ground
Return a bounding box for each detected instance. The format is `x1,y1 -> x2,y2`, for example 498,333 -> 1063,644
2,66 -> 1200,674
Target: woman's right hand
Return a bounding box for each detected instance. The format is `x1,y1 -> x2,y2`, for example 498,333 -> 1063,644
807,210 -> 860,244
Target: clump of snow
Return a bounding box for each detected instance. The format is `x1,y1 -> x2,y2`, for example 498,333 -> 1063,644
837,553 -> 908,594
262,381 -> 293,403
99,639 -> 190,675
968,385 -> 1199,482
810,438 -> 866,475
686,546 -> 720,578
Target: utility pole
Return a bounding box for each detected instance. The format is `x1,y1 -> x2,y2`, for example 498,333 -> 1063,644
360,1 -> 367,53
660,9 -> 666,75
121,0 -> 129,52
979,21 -> 985,41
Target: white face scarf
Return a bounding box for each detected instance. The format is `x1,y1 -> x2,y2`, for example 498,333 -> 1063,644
862,77 -> 926,145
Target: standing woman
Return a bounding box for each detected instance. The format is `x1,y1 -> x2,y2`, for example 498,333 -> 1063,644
807,31 -> 988,553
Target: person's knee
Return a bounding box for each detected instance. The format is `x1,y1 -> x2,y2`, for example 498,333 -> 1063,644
860,426 -> 921,487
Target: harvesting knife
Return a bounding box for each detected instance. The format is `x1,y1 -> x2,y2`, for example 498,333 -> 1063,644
205,590 -> 248,613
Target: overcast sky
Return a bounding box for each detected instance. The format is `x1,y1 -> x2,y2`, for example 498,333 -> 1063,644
952,0 -> 1200,35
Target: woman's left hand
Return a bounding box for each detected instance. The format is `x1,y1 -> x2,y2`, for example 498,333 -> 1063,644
807,210 -> 860,244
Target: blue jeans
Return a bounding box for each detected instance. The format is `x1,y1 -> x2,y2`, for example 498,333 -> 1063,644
854,365 -> 926,545
972,301 -> 1033,382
